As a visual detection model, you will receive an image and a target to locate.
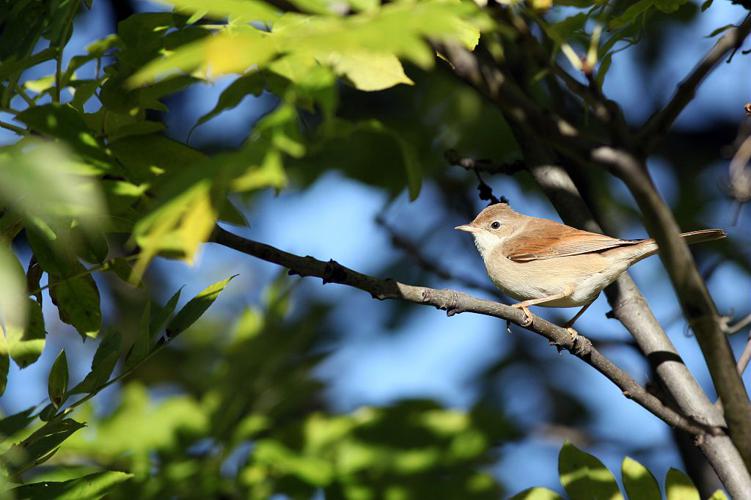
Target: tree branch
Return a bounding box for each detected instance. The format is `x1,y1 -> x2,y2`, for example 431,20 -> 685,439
374,214 -> 504,298
638,14 -> 751,153
210,225 -> 717,438
592,146 -> 751,468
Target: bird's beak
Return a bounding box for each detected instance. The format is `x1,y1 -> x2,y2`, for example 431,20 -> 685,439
454,224 -> 477,233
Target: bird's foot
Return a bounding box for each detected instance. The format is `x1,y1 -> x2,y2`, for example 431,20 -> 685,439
512,304 -> 534,327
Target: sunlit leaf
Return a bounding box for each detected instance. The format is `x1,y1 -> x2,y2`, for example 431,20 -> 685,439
559,442 -> 623,500
622,456 -> 660,500
510,487 -> 564,500
0,246 -> 28,348
166,275 -> 236,337
5,297 -> 46,369
665,468 -> 700,500
0,139 -> 107,228
157,0 -> 280,22
328,52 -> 413,91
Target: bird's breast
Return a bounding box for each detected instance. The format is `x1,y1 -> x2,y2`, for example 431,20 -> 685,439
484,251 -> 626,307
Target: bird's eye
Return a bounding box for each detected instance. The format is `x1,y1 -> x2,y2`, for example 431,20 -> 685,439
490,221 -> 501,230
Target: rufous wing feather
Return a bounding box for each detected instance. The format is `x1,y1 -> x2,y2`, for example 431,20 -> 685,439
504,218 -> 642,262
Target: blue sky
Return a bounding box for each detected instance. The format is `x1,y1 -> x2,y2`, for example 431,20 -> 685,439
2,0 -> 751,494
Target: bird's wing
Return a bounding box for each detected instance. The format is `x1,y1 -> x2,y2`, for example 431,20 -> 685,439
505,219 -> 642,262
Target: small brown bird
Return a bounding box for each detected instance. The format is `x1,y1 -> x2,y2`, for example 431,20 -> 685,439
456,203 -> 726,331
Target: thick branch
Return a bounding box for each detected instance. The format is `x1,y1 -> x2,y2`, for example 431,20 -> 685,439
639,14 -> 751,153
477,119 -> 751,495
593,146 -> 751,467
211,225 -> 716,437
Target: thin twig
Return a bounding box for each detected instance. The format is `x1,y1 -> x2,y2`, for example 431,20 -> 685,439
725,313 -> 751,335
0,120 -> 27,135
639,13 -> 751,153
210,225 -> 718,438
445,149 -> 526,176
736,331 -> 751,376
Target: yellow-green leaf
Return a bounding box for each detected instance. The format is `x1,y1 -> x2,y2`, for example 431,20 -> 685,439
665,468 -> 700,500
5,297 -> 46,369
559,442 -> 623,500
510,487 -> 563,500
157,0 -> 279,22
328,52 -> 413,91
166,275 -> 236,337
622,456 -> 660,500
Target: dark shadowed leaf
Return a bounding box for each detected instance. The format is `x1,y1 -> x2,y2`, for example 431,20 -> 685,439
48,350 -> 69,408
10,470 -> 132,499
70,330 -> 122,394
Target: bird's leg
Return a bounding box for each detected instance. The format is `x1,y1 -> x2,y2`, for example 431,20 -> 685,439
562,301 -> 595,342
511,288 -> 573,328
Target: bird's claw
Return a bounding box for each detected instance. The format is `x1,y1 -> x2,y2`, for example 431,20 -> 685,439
512,304 -> 534,327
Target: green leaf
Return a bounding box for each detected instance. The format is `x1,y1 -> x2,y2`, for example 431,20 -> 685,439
0,246 -> 28,346
5,297 -> 46,368
701,0 -> 713,10
192,72 -> 266,131
166,276 -> 236,337
609,0 -> 652,29
665,468 -> 700,500
15,105 -> 116,173
49,272 -> 102,339
125,302 -> 154,369
653,0 -> 689,14
621,456 -> 660,500
159,0 -> 280,22
131,1 -> 489,86
706,24 -> 736,38
510,487 -> 564,500
0,139 -> 107,229
9,471 -> 133,500
70,331 -> 122,394
0,407 -> 35,438
150,288 -> 184,337
48,350 -> 69,408
328,52 -> 413,91
559,442 -> 623,500
3,419 -> 85,474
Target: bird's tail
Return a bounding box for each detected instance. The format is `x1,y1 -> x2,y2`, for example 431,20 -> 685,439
629,229 -> 726,263
679,229 -> 727,245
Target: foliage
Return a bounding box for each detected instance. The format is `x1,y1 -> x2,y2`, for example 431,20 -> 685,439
0,0 -> 746,497
511,443 -> 727,500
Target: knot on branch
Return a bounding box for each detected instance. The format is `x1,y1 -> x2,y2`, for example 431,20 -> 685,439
422,289 -> 463,316
572,335 -> 593,357
322,259 -> 347,284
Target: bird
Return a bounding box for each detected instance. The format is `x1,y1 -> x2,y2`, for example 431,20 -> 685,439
455,203 -> 726,333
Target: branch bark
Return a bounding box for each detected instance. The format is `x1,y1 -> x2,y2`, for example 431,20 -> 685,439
593,146 -> 751,469
506,129 -> 751,498
638,14 -> 751,153
211,225 -> 713,438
